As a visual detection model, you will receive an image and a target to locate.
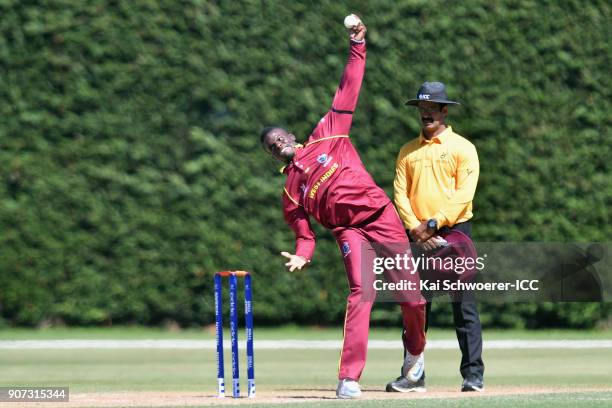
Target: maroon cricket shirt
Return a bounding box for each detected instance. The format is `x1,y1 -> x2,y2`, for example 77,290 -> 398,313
282,41 -> 391,261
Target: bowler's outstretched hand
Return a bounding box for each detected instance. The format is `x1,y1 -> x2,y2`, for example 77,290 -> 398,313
281,251 -> 308,272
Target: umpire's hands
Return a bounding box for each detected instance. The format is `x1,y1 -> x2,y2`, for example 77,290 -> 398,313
410,221 -> 435,242
281,252 -> 308,272
419,236 -> 449,252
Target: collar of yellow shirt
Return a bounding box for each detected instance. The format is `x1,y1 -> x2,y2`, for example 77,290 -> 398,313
419,126 -> 453,145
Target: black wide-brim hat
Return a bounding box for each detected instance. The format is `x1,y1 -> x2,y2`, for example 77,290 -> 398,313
405,81 -> 460,106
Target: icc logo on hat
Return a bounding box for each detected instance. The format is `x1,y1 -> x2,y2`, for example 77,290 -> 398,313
406,82 -> 460,106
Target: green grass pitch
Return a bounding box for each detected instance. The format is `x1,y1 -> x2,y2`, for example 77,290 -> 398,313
0,327 -> 610,407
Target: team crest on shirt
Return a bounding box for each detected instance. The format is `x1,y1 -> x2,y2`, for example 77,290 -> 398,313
317,153 -> 332,167
341,242 -> 351,257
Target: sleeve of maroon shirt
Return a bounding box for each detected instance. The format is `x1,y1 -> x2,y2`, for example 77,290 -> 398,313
282,190 -> 316,261
310,40 -> 366,140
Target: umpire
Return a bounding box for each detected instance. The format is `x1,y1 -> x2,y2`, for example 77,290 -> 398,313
388,81 -> 485,392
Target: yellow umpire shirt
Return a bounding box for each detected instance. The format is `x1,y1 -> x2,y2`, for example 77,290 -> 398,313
394,126 -> 479,230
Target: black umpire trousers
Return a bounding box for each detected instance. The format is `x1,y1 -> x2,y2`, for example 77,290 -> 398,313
406,221 -> 485,381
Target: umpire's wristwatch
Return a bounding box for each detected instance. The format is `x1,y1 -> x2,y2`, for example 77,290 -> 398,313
426,218 -> 438,231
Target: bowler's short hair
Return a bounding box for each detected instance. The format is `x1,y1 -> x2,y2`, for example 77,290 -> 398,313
260,127 -> 277,144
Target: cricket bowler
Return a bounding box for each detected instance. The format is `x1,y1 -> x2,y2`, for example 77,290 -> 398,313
260,16 -> 427,398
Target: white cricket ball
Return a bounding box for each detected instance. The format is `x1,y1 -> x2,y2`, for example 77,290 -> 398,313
343,14 -> 361,29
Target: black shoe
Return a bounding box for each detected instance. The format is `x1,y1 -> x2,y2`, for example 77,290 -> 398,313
385,371 -> 426,393
461,376 -> 484,392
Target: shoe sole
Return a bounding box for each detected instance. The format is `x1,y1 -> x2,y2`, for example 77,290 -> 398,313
389,385 -> 426,393
336,393 -> 362,399
461,385 -> 484,392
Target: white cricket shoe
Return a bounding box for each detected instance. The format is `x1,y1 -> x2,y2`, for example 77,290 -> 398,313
336,379 -> 362,399
402,352 -> 425,382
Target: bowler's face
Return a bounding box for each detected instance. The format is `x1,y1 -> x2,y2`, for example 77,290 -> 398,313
262,128 -> 297,162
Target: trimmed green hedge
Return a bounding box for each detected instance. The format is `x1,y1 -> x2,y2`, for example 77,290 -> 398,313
0,0 -> 609,328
